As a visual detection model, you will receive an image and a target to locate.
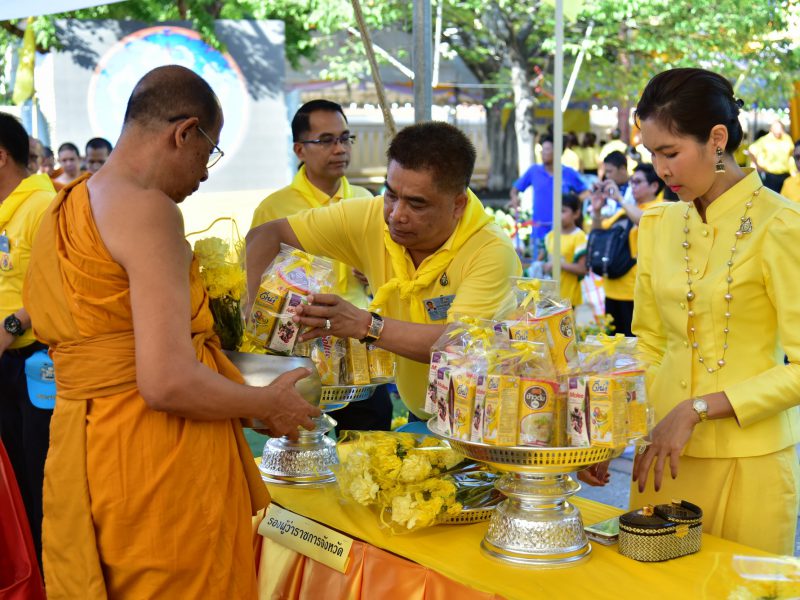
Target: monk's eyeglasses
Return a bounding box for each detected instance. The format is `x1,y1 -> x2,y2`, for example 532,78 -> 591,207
167,115 -> 224,168
196,126 -> 224,168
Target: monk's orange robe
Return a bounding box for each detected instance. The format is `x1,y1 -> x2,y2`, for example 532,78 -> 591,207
24,176 -> 269,599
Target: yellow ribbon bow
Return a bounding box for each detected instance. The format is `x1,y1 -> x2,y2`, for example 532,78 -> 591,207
516,279 -> 543,311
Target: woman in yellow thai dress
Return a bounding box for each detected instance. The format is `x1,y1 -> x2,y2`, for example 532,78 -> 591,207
631,68 -> 800,554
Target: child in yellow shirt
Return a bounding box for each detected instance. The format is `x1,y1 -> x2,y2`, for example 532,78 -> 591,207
541,193 -> 587,307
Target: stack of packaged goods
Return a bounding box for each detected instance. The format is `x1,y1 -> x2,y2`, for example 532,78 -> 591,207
426,279 -> 652,451
245,244 -> 333,356
245,244 -> 397,387
568,334 -> 651,449
310,336 -> 394,386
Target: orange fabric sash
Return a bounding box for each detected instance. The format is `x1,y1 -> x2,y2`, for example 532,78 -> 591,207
24,177 -> 268,599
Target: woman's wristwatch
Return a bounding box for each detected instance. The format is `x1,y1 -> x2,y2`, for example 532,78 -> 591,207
691,397 -> 709,422
359,312 -> 384,344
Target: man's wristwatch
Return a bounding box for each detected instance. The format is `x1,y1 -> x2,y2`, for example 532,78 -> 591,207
359,312 -> 384,344
4,314 -> 24,337
691,397 -> 709,422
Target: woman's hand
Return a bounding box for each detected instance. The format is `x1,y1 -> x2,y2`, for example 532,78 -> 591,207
632,399 -> 699,492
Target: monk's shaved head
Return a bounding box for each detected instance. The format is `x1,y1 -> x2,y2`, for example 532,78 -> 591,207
123,65 -> 221,130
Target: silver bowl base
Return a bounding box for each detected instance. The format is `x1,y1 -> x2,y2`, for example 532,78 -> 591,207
259,415 -> 339,487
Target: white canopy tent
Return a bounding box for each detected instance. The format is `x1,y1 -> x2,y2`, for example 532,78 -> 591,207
0,0 -> 125,21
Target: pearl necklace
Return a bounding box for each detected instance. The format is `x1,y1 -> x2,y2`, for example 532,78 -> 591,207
682,186 -> 761,374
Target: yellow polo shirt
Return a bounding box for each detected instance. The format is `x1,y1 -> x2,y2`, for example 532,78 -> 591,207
250,168 -> 373,307
633,169 -> 800,458
561,148 -> 581,172
749,133 -> 794,175
288,196 -> 522,417
780,173 -> 800,202
0,174 -> 56,348
600,200 -> 660,301
598,139 -> 627,162
544,228 -> 587,307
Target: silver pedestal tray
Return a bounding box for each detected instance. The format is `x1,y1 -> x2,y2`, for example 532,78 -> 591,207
428,419 -> 614,567
259,383 -> 377,486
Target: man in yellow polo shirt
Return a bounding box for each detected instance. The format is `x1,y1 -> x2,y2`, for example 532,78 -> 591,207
780,142 -> 800,202
0,112 -> 56,565
246,121 -> 522,418
250,99 -> 390,431
589,162 -> 663,336
749,120 -> 795,192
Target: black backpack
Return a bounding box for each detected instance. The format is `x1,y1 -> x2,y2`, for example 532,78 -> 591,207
586,217 -> 636,279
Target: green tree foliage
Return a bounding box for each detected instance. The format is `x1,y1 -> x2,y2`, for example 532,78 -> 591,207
577,0 -> 800,107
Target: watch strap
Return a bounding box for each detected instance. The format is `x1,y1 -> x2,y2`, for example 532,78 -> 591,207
692,398 -> 709,422
359,312 -> 384,344
4,314 -> 23,337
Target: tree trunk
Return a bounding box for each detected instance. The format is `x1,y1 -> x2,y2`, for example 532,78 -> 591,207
510,57 -> 536,178
484,102 -> 518,192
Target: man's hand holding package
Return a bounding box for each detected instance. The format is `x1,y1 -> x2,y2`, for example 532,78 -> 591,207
293,293 -> 370,342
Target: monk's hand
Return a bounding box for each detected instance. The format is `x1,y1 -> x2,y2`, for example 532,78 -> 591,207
260,367 -> 320,441
577,460 -> 610,487
294,294 -> 371,342
632,399 -> 698,493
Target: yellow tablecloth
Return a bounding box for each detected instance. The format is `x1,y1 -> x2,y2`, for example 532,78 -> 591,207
256,482 -> 784,600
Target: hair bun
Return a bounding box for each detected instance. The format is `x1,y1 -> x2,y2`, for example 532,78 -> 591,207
735,98 -> 745,109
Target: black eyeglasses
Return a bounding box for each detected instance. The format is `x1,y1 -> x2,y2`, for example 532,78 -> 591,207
298,134 -> 356,148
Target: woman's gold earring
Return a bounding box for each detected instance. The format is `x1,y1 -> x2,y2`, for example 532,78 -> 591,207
715,147 -> 725,174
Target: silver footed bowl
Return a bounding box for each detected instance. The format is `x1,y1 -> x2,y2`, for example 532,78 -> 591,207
223,350 -> 322,428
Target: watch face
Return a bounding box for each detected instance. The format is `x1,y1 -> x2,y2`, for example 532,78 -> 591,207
4,315 -> 22,336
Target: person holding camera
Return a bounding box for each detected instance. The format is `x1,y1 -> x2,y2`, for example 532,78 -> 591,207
588,163 -> 664,336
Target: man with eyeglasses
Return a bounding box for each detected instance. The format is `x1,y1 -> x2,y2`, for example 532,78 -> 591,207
250,99 -> 392,432
247,121 -> 522,423
24,65 -> 317,599
0,113 -> 56,572
779,141 -> 800,202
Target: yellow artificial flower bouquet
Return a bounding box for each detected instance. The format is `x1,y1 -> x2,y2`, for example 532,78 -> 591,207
336,431 -> 501,532
192,228 -> 246,350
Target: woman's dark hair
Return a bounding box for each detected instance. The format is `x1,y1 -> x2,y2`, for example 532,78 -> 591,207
581,132 -> 597,147
634,68 -> 744,153
562,192 -> 583,230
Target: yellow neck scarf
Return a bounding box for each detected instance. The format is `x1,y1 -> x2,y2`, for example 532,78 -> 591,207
370,189 -> 490,322
290,164 -> 351,208
290,164 -> 354,293
0,173 -> 55,231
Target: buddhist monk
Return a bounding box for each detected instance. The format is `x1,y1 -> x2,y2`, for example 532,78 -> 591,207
24,65 -> 320,599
